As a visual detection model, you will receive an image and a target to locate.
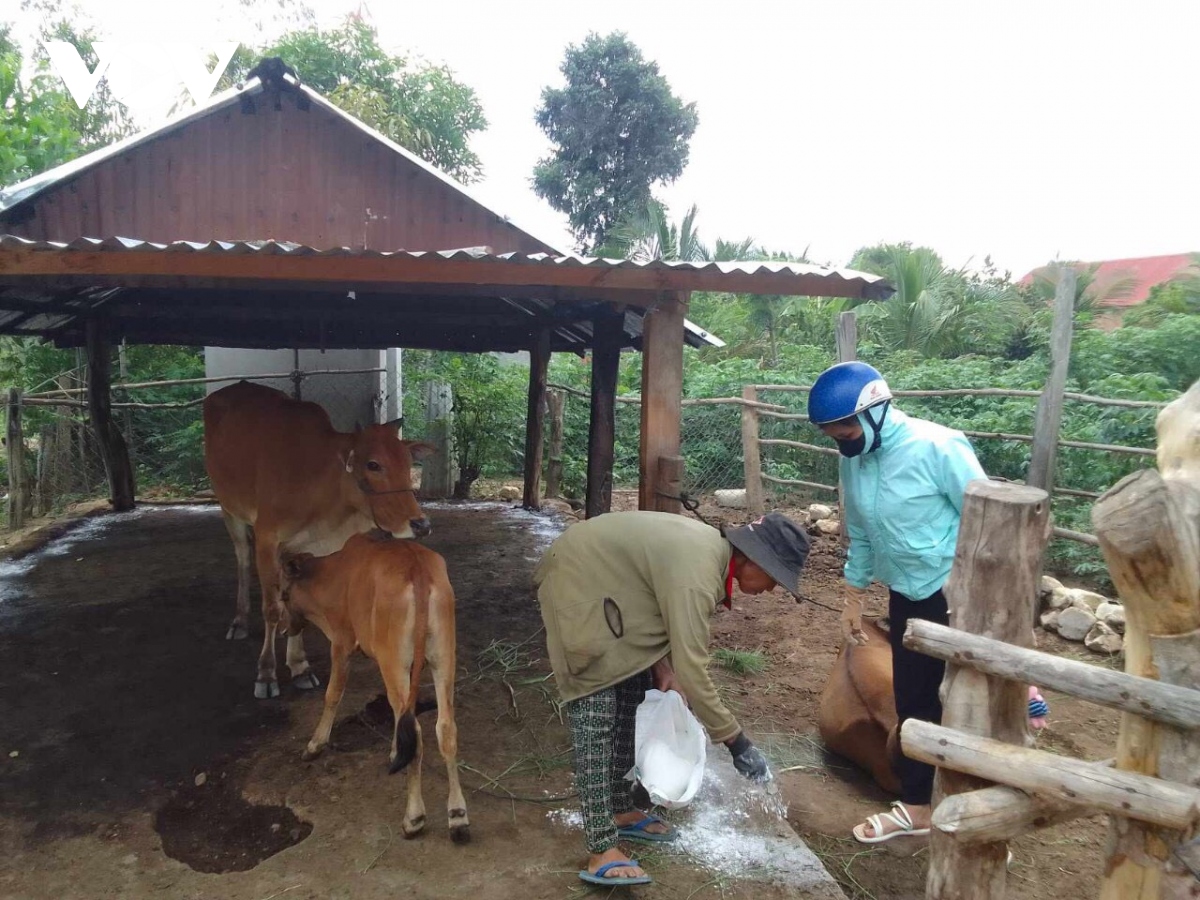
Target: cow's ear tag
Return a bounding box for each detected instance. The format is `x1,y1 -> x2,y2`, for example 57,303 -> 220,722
343,450 -> 355,473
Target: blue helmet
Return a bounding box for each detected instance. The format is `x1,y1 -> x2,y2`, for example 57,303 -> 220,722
808,362 -> 892,425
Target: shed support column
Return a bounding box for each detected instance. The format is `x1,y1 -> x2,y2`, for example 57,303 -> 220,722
86,315 -> 135,512
586,309 -> 623,519
639,292 -> 686,512
523,328 -> 551,510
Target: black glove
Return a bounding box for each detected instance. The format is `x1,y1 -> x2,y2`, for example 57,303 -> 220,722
727,732 -> 772,782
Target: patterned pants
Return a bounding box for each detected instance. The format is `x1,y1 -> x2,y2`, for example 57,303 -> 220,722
566,670 -> 653,854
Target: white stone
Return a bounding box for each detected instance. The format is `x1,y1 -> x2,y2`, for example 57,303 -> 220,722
1046,587 -> 1074,611
807,504 -> 834,521
1097,602 -> 1126,634
1084,621 -> 1124,654
1039,609 -> 1061,633
714,489 -> 748,509
498,485 -> 521,501
194,772 -> 207,787
1066,589 -> 1109,612
1056,607 -> 1098,642
815,519 -> 841,536
1039,575 -> 1064,599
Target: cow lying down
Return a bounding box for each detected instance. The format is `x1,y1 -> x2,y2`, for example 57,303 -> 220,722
818,617 -> 902,794
818,618 -> 1048,795
280,531 -> 469,843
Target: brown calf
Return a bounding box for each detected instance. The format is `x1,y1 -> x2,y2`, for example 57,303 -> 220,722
280,531 -> 468,842
203,380 -> 432,699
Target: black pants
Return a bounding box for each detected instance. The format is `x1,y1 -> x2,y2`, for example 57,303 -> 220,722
888,587 -> 949,806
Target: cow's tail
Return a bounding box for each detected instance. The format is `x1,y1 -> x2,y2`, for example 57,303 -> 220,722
389,556 -> 432,775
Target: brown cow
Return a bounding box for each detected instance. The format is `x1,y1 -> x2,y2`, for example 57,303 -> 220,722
203,381 -> 432,699
280,531 -> 468,842
817,618 -> 902,794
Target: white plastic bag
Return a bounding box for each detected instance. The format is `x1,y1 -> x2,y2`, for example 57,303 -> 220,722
631,689 -> 706,809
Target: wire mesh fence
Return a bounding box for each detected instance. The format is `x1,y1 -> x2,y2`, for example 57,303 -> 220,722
5,363 -> 401,526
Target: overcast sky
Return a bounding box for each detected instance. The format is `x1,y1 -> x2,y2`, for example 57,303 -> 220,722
14,0 -> 1199,277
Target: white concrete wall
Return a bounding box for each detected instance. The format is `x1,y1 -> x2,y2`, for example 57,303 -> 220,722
204,347 -> 394,433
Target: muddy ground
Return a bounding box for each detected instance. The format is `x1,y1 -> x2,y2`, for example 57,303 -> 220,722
0,494 -> 1119,900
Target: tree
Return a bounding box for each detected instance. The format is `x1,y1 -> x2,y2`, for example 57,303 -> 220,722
223,20 -> 487,183
0,16 -> 133,187
1028,261 -> 1139,316
532,32 -> 698,252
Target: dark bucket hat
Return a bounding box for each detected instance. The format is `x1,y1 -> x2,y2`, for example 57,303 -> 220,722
725,512 -> 811,599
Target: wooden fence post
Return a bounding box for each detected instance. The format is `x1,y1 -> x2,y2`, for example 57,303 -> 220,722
656,455 -> 684,516
545,389 -> 564,499
836,310 -> 857,363
1092,379 -> 1200,899
741,385 -> 764,517
34,424 -> 53,517
85,316 -> 135,512
522,328 -> 551,510
924,480 -> 1050,900
7,388 -> 25,529
836,311 -> 857,548
1028,266 -> 1076,494
419,379 -> 454,500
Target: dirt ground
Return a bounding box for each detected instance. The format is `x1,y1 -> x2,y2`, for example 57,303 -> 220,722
0,493 -> 1121,900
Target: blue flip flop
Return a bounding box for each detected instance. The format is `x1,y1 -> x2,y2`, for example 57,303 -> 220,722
579,859 -> 653,886
617,814 -> 679,844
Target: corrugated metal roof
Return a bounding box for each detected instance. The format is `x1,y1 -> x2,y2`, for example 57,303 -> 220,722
0,234 -> 892,299
0,72 -> 567,253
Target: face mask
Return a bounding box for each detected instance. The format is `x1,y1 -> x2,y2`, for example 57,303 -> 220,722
837,433 -> 866,458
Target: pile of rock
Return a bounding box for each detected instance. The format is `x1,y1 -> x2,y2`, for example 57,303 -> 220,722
1038,575 -> 1124,655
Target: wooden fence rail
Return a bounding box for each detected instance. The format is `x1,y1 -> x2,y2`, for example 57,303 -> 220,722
898,382 -> 1200,899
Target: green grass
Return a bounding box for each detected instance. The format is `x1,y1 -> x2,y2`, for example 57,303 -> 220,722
712,647 -> 768,676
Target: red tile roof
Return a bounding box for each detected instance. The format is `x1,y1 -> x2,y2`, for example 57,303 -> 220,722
1020,253 -> 1196,308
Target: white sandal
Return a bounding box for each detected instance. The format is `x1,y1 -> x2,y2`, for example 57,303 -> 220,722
852,801 -> 931,844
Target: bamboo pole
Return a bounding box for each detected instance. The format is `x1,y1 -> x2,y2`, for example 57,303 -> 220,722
904,619 -> 1200,729
1093,379 -> 1200,899
925,480 -> 1049,900
758,438 -> 840,457
760,474 -> 839,493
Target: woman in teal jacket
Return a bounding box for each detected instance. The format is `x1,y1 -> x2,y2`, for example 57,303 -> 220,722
809,361 -> 987,843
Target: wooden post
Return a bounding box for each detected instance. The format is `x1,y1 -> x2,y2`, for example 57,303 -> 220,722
924,480 -> 1050,900
639,292 -> 686,511
545,390 -> 565,499
1093,379 -> 1200,899
34,424 -> 53,517
419,379 -> 454,500
586,310 -> 622,519
836,310 -> 857,548
656,455 -> 684,516
836,310 -> 857,363
741,385 -> 764,517
1027,266 -> 1076,494
6,388 -> 25,529
522,328 -> 551,510
85,317 -> 135,512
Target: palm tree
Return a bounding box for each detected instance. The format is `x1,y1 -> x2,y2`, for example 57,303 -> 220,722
598,198 -> 709,262
1028,262 -> 1139,315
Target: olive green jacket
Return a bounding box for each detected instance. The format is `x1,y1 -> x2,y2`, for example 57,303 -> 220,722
534,511 -> 739,743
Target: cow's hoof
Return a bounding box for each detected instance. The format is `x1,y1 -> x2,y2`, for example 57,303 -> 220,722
226,623 -> 248,640
402,816 -> 426,839
254,679 -> 280,700
301,744 -> 325,762
450,823 -> 471,844
293,671 -> 321,691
